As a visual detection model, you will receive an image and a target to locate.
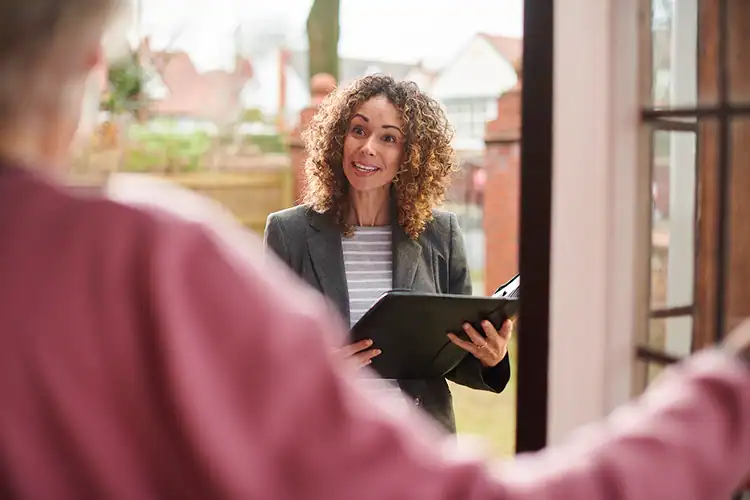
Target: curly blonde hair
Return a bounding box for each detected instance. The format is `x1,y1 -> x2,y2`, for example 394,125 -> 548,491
302,74 -> 458,239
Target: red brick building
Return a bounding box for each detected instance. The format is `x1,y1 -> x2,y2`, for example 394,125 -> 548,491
483,67 -> 522,294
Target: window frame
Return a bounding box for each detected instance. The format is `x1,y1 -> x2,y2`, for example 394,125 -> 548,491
514,0 -> 553,453
637,0 -> 750,374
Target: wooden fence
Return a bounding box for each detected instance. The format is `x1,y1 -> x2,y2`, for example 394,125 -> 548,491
67,167 -> 294,236
156,169 -> 294,234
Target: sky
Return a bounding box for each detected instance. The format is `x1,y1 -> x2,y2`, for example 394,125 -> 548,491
126,0 -> 523,72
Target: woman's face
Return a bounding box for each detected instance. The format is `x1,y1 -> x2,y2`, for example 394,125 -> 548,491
341,95 -> 405,194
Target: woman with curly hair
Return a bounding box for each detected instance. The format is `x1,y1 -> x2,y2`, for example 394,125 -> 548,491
264,74 -> 511,432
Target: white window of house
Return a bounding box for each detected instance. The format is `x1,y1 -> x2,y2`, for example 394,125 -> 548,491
446,98 -> 499,142
445,100 -> 471,139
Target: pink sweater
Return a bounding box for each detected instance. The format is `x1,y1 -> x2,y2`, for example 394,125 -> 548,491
2,163 -> 750,499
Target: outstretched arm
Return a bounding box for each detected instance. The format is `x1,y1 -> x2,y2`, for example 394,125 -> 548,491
145,218 -> 750,500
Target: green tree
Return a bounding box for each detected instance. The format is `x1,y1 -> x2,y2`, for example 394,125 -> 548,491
306,0 -> 340,82
101,52 -> 144,117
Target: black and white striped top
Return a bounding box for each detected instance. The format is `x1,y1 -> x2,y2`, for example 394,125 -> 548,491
342,226 -> 393,327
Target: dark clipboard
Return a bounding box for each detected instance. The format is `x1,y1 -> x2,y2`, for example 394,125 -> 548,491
349,290 -> 519,380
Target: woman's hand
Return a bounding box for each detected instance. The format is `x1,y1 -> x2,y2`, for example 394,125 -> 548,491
447,320 -> 512,368
333,338 -> 381,368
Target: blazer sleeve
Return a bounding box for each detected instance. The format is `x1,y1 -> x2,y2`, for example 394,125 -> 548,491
263,213 -> 292,267
444,213 -> 512,393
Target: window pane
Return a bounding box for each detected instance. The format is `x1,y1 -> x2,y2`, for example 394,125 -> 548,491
727,0 -> 750,104
648,316 -> 693,358
650,129 -> 696,310
650,0 -> 705,107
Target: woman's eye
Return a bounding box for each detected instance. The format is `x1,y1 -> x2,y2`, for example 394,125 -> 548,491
383,135 -> 396,143
351,126 -> 365,135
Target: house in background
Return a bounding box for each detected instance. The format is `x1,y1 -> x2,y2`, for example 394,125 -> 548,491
423,33 -> 521,153
137,38 -> 254,132
413,32 -> 521,279
404,62 -> 439,93
237,34 -> 520,142
285,51 -> 416,93
238,50 -> 417,131
240,48 -> 310,130
126,30 -> 520,158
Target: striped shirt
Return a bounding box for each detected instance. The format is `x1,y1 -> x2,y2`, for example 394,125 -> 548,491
342,226 -> 393,328
343,227 -> 404,398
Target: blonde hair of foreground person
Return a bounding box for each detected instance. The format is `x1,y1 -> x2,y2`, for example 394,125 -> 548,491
0,0 -> 133,172
3,1 -> 750,500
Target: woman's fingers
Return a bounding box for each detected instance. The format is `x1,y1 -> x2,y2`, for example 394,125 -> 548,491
479,320 -> 512,354
447,332 -> 480,357
336,338 -> 374,358
462,322 -> 488,346
449,320 -> 511,367
480,320 -> 501,343
497,319 -> 513,341
447,323 -> 489,357
352,348 -> 382,367
333,339 -> 382,368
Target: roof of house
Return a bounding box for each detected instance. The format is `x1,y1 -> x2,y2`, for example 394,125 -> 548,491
137,39 -> 253,122
286,51 -> 416,88
477,33 -> 523,66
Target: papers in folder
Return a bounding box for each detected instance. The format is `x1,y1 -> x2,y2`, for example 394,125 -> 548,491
493,274 -> 520,299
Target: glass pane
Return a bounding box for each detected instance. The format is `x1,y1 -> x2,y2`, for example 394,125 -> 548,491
650,129 -> 696,310
650,0 -> 705,107
647,316 -> 694,358
722,118 -> 750,336
727,0 -> 750,104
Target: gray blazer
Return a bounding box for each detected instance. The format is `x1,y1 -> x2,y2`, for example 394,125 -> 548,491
264,204 -> 510,432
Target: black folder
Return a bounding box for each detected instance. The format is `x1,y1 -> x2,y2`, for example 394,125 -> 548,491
349,284 -> 519,380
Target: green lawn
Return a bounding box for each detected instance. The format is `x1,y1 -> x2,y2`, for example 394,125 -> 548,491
450,340 -> 517,457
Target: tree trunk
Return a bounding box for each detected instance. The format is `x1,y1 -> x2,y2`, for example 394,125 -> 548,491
306,0 -> 340,82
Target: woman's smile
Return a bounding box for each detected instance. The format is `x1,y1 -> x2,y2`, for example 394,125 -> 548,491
352,162 -> 382,176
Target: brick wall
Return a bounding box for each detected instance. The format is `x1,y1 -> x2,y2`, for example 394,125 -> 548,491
483,84 -> 521,294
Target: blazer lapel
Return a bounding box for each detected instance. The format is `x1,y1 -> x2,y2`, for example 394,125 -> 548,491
392,223 -> 422,290
306,210 -> 351,323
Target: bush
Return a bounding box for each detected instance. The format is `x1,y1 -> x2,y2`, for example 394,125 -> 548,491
242,133 -> 287,153
123,127 -> 212,173
102,53 -> 143,117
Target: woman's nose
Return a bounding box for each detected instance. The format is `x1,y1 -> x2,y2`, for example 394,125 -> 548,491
362,137 -> 377,156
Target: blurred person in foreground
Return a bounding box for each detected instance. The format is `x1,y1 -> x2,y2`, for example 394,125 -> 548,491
2,1 -> 750,499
